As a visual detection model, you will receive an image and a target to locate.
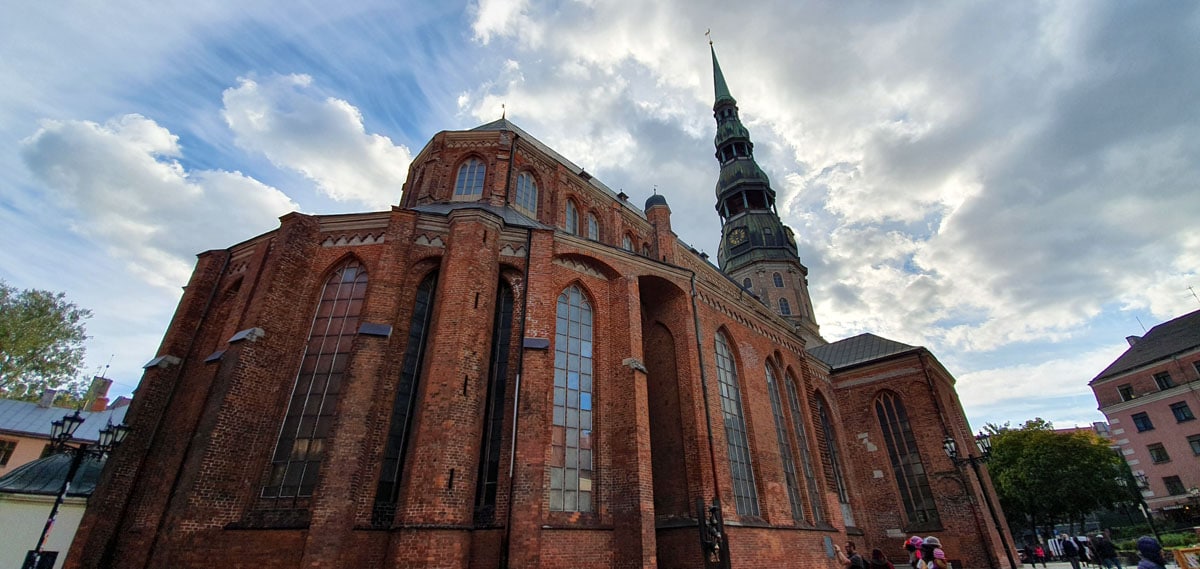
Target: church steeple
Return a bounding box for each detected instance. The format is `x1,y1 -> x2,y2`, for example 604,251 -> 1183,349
709,44 -> 823,345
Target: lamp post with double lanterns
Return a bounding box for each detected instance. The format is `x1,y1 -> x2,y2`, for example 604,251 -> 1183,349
23,410 -> 130,569
943,432 -> 1017,569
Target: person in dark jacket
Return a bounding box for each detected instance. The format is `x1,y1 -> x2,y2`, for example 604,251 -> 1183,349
1136,536 -> 1167,569
1093,534 -> 1122,569
1062,535 -> 1082,569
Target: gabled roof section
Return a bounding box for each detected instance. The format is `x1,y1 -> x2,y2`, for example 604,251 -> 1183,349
1091,309 -> 1200,383
0,399 -> 129,441
0,453 -> 105,496
808,333 -> 919,370
410,202 -> 549,229
471,118 -> 646,220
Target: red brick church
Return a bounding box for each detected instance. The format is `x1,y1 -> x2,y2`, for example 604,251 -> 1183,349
67,48 -> 1015,569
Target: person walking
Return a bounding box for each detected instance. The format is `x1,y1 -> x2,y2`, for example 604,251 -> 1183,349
1035,545 -> 1048,568
905,536 -> 924,569
869,548 -> 896,569
918,536 -> 948,569
836,541 -> 868,569
1062,535 -> 1082,569
1093,534 -> 1122,569
1135,536 -> 1167,569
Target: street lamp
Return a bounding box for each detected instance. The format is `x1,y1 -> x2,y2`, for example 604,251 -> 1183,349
943,432 -> 1017,569
23,411 -> 130,569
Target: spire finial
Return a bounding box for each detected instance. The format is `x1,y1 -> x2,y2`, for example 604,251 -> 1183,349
706,28 -> 712,47
501,103 -> 506,120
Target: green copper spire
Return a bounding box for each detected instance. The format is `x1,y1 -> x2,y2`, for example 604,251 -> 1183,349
711,44 -> 736,107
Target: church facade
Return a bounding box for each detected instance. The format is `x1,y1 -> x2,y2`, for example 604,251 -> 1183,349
67,50 -> 1014,569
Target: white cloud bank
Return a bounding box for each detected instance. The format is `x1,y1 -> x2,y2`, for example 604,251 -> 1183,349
222,74 -> 412,210
20,114 -> 297,288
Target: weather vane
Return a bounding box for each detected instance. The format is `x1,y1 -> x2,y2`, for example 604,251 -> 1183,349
706,28 -> 712,46
501,103 -> 506,120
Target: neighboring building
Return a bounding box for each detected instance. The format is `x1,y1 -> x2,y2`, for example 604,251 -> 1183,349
0,454 -> 108,569
0,384 -> 129,478
66,49 -> 1012,569
1090,309 -> 1200,523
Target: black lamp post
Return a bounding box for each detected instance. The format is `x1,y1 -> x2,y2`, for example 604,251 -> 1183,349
943,432 -> 1017,569
23,410 -> 130,569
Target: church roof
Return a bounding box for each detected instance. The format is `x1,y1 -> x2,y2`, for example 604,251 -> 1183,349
0,453 -> 106,497
1091,309 -> 1200,383
808,333 -> 920,370
710,44 -> 736,107
471,118 -> 646,220
410,202 -> 549,229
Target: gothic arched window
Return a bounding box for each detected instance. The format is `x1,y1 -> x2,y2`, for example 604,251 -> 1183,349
514,172 -> 538,216
742,278 -> 752,290
586,212 -> 599,240
622,234 -> 633,251
454,158 -> 486,200
766,363 -> 804,522
773,272 -> 784,288
264,258 -> 367,503
817,395 -> 854,526
784,372 -> 822,523
549,285 -> 594,512
715,330 -> 759,516
565,200 -> 580,235
875,391 -> 940,526
779,298 -> 792,315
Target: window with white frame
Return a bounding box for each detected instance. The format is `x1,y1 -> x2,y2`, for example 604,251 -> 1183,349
549,285 -> 595,512
454,159 -> 486,200
514,172 -> 538,216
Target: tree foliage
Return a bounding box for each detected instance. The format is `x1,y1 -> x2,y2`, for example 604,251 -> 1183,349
986,418 -> 1130,538
0,279 -> 92,399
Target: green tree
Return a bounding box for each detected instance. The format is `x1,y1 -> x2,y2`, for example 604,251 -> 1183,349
986,418 -> 1130,539
0,279 -> 92,400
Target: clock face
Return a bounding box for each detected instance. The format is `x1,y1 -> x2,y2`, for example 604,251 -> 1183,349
728,227 -> 748,246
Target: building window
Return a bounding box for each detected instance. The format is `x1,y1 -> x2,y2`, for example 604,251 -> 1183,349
765,364 -> 804,523
1132,412 -> 1154,432
372,271 -> 437,524
264,259 -> 368,503
1147,443 -> 1170,464
714,331 -> 760,516
549,285 -> 594,512
1118,384 -> 1134,401
1188,434 -> 1200,455
817,395 -> 854,526
622,234 -> 633,251
1164,475 -> 1186,496
454,158 -> 486,200
475,280 -> 515,524
586,212 -> 599,240
565,201 -> 579,235
1154,372 -> 1174,390
773,272 -> 784,288
0,439 -> 15,466
784,373 -> 823,523
779,298 -> 792,316
514,172 -> 538,216
742,278 -> 752,290
764,227 -> 773,245
875,391 -> 940,526
1171,402 -> 1195,422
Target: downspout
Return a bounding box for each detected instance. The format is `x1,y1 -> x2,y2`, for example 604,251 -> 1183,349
500,131 -> 526,569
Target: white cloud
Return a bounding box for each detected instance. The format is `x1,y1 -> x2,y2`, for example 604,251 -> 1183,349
20,114 -> 297,288
222,74 -> 411,209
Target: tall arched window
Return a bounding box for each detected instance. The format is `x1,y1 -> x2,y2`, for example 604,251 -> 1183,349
586,212 -> 599,240
264,258 -> 367,504
779,298 -> 792,315
372,271 -> 437,524
550,285 -> 594,512
454,158 -> 486,200
742,278 -> 752,290
784,373 -> 822,523
565,201 -> 579,235
475,280 -> 515,524
773,272 -> 784,287
622,234 -> 633,251
514,172 -> 538,216
714,331 -> 759,516
875,392 -> 940,525
817,395 -> 854,526
766,363 -> 804,522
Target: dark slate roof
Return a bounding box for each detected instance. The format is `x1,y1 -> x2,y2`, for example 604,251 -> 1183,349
0,453 -> 106,497
808,333 -> 920,370
470,118 -> 647,220
1092,309 -> 1200,383
0,399 -> 129,442
409,202 -> 549,229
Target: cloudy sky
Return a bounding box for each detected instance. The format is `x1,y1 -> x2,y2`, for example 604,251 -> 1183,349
2,1 -> 1198,429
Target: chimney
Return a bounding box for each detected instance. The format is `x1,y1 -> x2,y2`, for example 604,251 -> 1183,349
38,389 -> 58,408
1126,336 -> 1141,347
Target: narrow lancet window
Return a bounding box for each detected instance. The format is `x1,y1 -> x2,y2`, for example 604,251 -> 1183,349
875,391 -> 940,525
549,285 -> 594,512
715,331 -> 759,516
